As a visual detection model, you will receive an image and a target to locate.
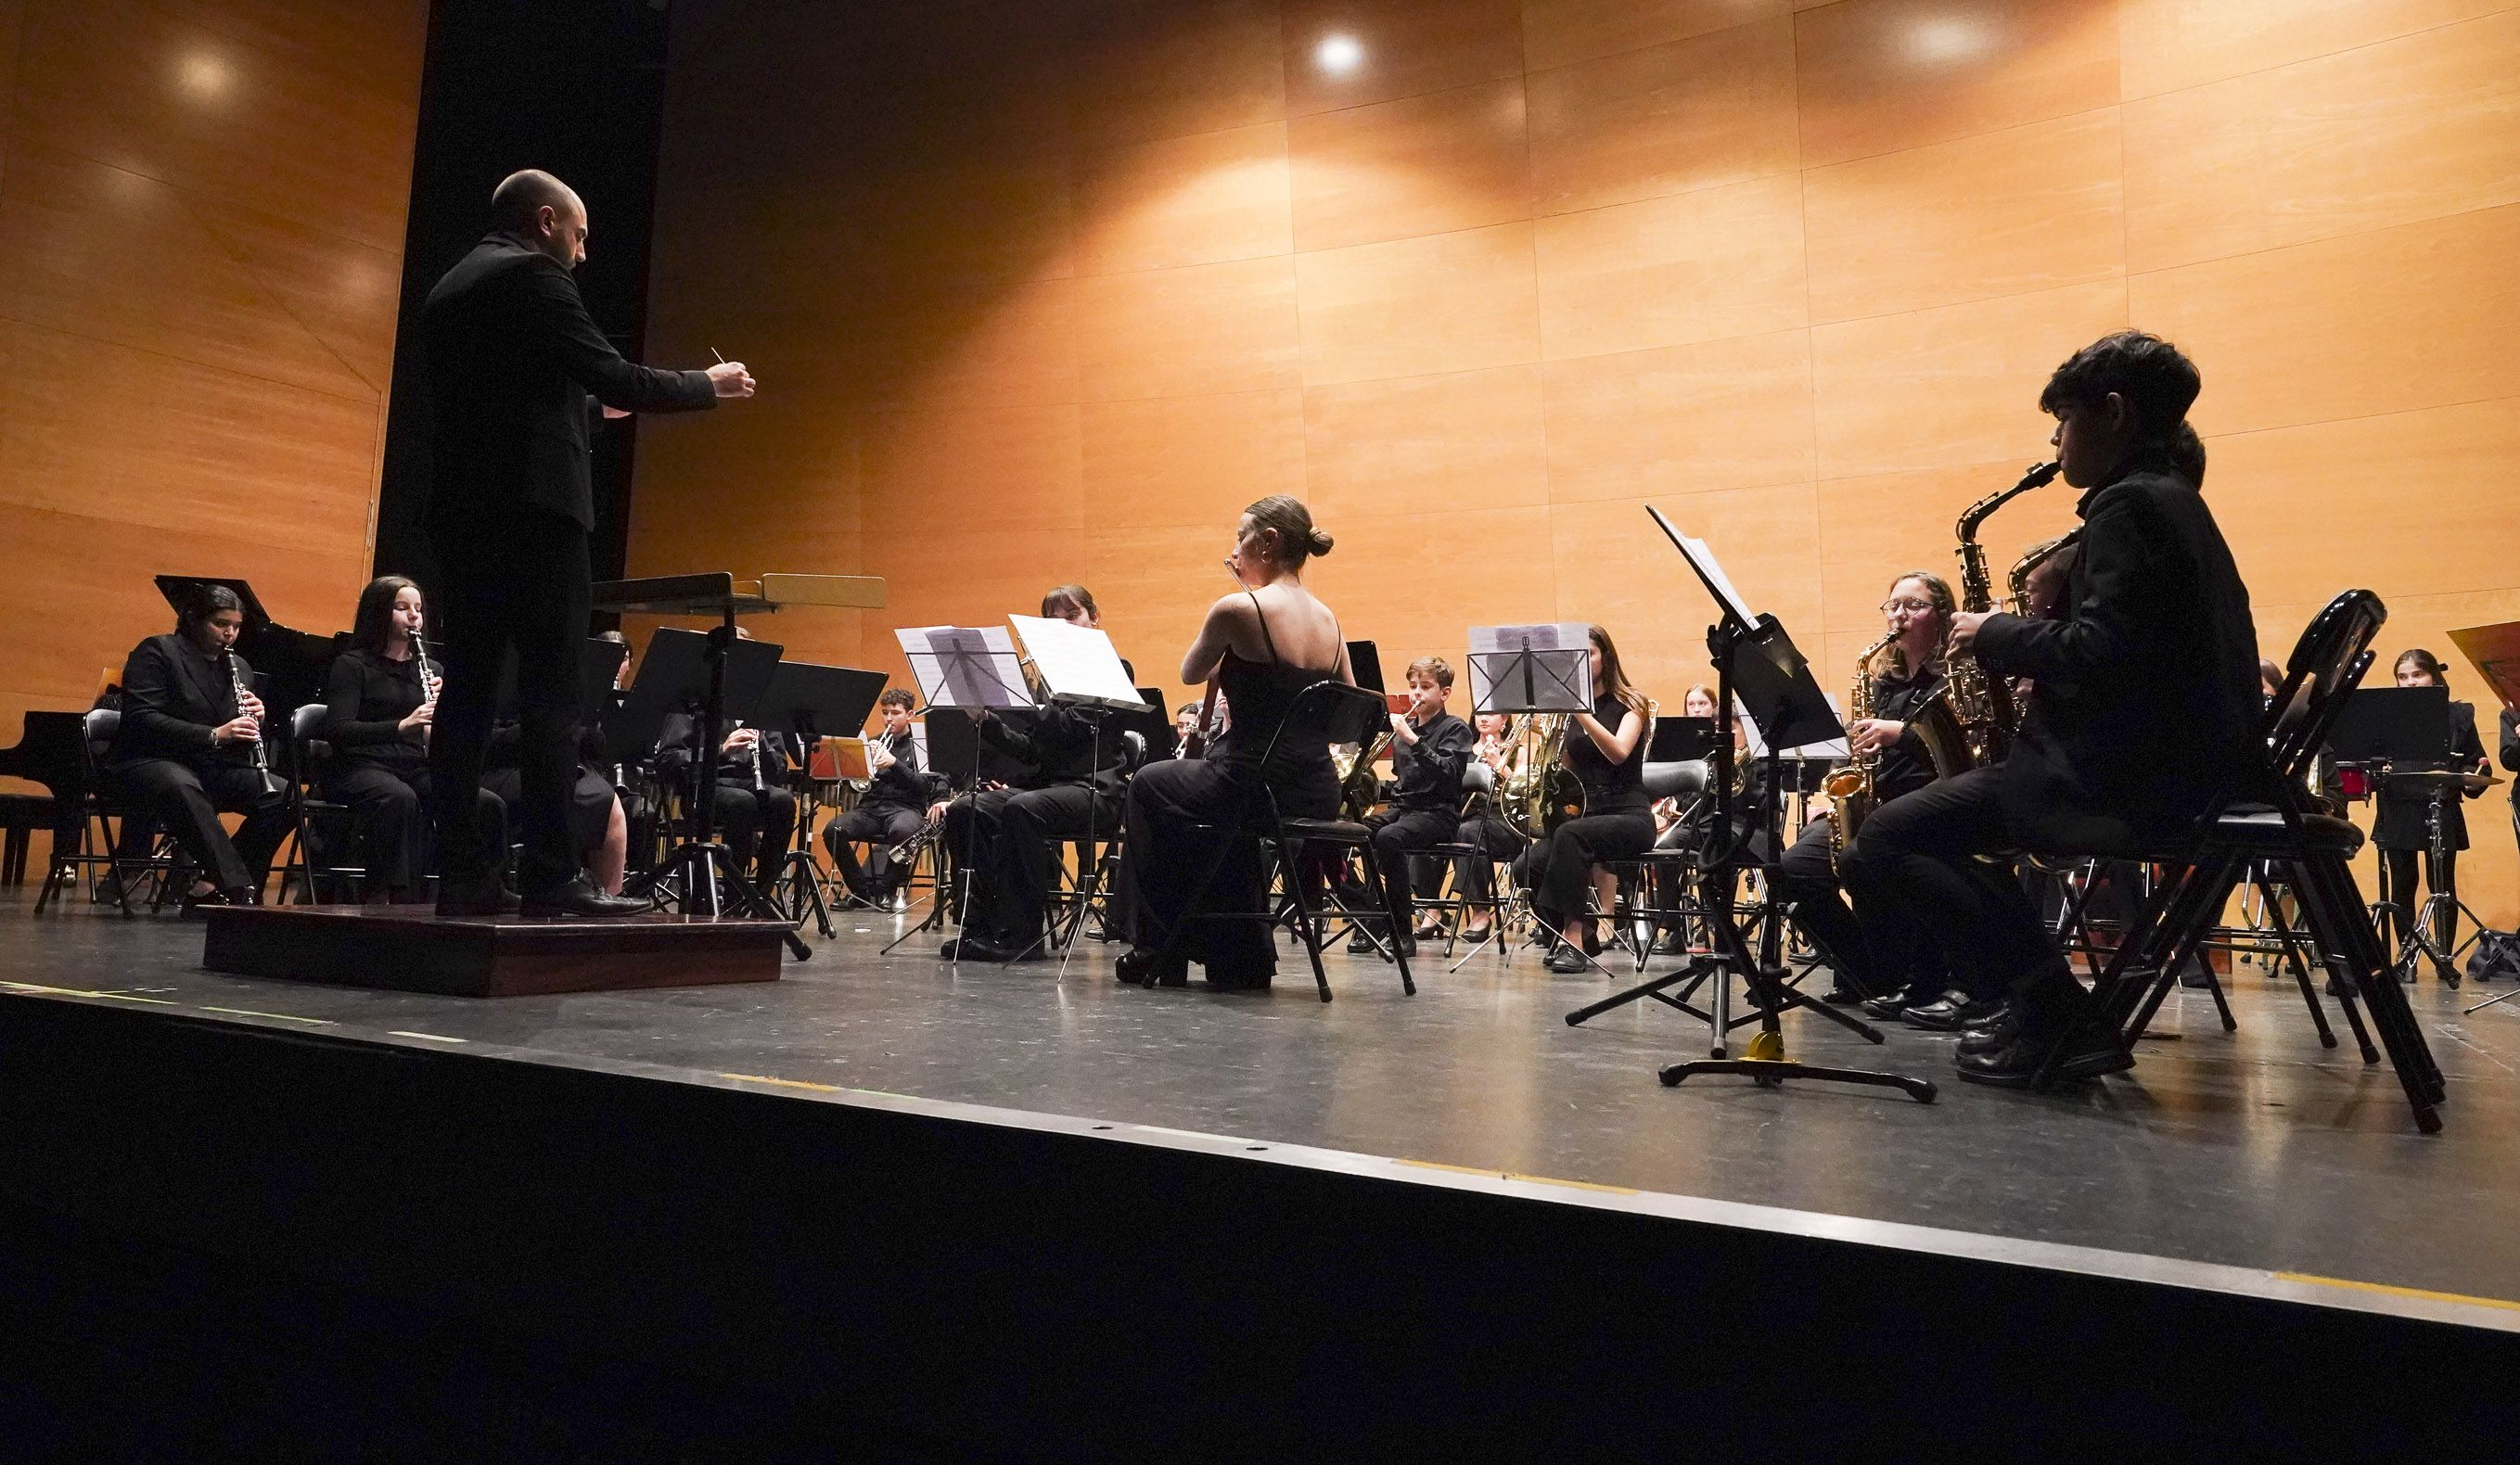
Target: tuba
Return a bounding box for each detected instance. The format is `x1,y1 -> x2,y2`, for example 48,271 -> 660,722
1503,714 -> 1584,839
1821,633 -> 1896,870
1335,720 -> 1398,822
1941,459 -> 2060,765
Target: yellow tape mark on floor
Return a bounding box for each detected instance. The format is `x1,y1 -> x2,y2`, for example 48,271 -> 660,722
2273,1271 -> 2520,1315
1396,1158 -> 1642,1196
719,1072 -> 842,1093
83,992 -> 181,1005
197,1006 -> 334,1026
387,1031 -> 467,1044
2,981 -> 107,997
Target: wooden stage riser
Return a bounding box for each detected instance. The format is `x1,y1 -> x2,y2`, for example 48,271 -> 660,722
200,907 -> 786,998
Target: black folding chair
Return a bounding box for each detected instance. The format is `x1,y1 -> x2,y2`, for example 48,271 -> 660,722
35,708 -> 181,915
2040,591 -> 2442,1131
1134,681 -> 1415,1002
275,703 -> 365,904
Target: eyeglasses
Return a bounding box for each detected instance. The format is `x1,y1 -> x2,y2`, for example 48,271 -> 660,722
1878,599 -> 1938,615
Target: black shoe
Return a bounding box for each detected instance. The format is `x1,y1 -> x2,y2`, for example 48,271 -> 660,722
1115,948 -> 1189,987
1959,1000 -> 2015,1035
1393,935 -> 1417,961
1346,928 -> 1379,955
438,875 -> 521,917
1956,1022 -> 2133,1088
1544,944 -> 1589,975
179,886 -> 246,918
954,935 -> 1043,964
1861,984 -> 1934,1022
1957,1010 -> 2022,1056
1820,983 -> 1868,1006
519,878 -> 645,918
1900,991 -> 1984,1031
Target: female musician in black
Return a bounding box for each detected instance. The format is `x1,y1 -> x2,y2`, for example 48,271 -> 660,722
2373,649 -> 2490,976
1116,495 -> 1350,990
321,577 -> 505,902
109,582 -> 291,908
1783,572 -> 1957,1011
1514,625 -> 1654,975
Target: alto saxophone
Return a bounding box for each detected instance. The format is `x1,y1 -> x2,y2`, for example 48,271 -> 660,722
1942,459 -> 2061,764
2005,530 -> 2079,616
1822,633 -> 1896,870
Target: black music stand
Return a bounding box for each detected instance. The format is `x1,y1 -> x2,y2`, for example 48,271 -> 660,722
894,626 -> 1035,963
1571,507 -> 1934,1102
2334,685 -> 2476,987
750,661 -> 889,939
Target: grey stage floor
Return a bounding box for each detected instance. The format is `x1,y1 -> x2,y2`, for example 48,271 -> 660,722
6,897 -> 2519,1306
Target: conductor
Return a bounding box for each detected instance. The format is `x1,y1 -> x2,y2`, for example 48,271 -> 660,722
421,169 -> 755,916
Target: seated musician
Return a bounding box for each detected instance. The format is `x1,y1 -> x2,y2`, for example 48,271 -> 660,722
319,576 -> 505,903
1853,330 -> 2264,1086
1172,691 -> 1228,758
1452,711 -> 1526,941
824,688 -> 940,905
941,584 -> 1131,964
1511,625 -> 1655,974
2371,648 -> 2490,978
1347,657 -> 1473,958
108,583 -> 291,910
657,701 -> 798,895
482,715 -> 629,896
1116,496 -> 1348,990
1773,572 -> 1958,1012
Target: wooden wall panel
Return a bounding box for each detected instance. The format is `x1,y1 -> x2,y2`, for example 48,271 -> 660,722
0,0 -> 421,831
639,0 -> 2520,924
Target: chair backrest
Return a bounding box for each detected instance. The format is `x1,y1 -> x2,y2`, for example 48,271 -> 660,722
1462,761 -> 1495,796
288,702 -> 330,783
1641,759 -> 1710,801
1256,680 -> 1387,772
2265,590 -> 2386,787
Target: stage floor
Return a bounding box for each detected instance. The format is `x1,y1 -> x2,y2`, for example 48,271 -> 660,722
7,898 -> 2520,1312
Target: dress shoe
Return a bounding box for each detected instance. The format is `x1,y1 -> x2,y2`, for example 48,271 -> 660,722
1544,944 -> 1590,975
1346,928 -> 1380,955
1391,935 -> 1418,961
179,886 -> 249,918
1959,1000 -> 2015,1036
1114,948 -> 1188,987
1820,984 -> 1867,1006
1650,931 -> 1687,956
437,875 -> 520,918
1957,1010 -> 2023,1056
952,934 -> 1043,964
1955,1022 -> 2133,1088
1861,985 -> 1935,1022
1203,965 -> 1273,991
519,878 -> 645,918
1903,992 -> 2001,1032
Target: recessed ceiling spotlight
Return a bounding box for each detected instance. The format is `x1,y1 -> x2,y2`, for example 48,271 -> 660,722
1910,18 -> 1988,63
1316,33 -> 1363,75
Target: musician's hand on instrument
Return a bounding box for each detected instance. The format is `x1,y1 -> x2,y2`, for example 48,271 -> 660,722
237,689 -> 266,721
1848,718 -> 1900,756
1388,711 -> 1414,744
706,361 -> 756,399
1949,610 -> 1992,651
926,801 -> 948,823
399,703 -> 435,732
212,715 -> 259,745
722,727 -> 759,754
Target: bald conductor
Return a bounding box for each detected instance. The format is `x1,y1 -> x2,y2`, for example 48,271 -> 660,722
421,169 -> 755,917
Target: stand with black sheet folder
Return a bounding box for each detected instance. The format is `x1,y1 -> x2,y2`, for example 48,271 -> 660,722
1564,508 -> 1935,1103
748,660 -> 889,940
593,574 -> 809,960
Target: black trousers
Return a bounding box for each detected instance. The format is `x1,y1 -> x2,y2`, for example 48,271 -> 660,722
1770,813 -> 1925,999
1514,810 -> 1655,926
709,783 -> 799,884
825,802 -> 927,891
2379,846 -> 2459,959
1452,814 -> 1525,905
946,783 -> 1116,944
1362,806 -> 1456,927
428,511 -> 589,894
1838,766 -> 2063,1007
483,764 -> 616,857
111,758 -> 288,896
1117,758 -> 1292,978
323,763 -> 504,894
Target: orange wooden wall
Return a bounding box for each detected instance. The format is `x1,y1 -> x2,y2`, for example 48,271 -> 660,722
634,0 -> 2520,925
0,0 -> 429,749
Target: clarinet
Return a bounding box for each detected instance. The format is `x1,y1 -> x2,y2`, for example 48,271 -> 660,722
749,723 -> 767,793
226,652 -> 284,796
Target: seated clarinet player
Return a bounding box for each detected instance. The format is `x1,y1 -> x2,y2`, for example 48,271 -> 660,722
1511,625 -> 1656,974
940,585 -> 1131,964
1347,657 -> 1473,958
320,576 -> 505,904
109,582 -> 291,910
1773,572 -> 1958,1011
824,688 -> 941,906
482,714 -> 629,896
1116,496 -> 1348,991
1848,330 -> 2265,1086
657,703 -> 798,895
1452,711 -> 1526,942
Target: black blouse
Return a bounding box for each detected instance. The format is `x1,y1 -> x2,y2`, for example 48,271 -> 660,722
1569,693 -> 1648,816
320,648 -> 438,772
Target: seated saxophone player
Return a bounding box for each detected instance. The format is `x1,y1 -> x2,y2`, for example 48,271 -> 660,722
1343,657 -> 1474,959
823,688 -> 940,905
940,584 -> 1132,965
1452,711 -> 1527,941
656,699 -> 799,895
1848,330 -> 2264,1087
319,576 -> 505,904
1772,572 -> 1960,1013
108,582 -> 292,910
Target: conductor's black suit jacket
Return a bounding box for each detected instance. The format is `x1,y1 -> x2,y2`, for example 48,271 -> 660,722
421,234 -> 715,532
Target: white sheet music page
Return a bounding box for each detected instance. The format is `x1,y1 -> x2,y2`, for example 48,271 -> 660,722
894,626 -> 1033,710
1010,615 -> 1145,710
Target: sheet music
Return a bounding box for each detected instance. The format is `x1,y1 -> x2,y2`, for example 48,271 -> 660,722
894,625 -> 1033,710
1466,623 -> 1595,713
1010,615 -> 1146,710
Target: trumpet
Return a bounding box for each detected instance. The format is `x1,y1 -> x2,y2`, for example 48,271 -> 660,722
225,651 -> 284,797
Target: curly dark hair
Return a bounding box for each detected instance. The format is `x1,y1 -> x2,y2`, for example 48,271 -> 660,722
2039,330 -> 2200,442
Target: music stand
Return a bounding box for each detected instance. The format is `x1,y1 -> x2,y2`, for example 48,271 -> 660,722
1347,640 -> 1386,694
1569,506 -> 1934,1102
749,661 -> 889,939
1009,615 -> 1147,973
896,626 -> 1035,962
2451,623 -> 2520,1013
2334,685 -> 2482,987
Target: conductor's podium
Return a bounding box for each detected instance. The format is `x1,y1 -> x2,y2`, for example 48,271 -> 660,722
200,905 -> 787,998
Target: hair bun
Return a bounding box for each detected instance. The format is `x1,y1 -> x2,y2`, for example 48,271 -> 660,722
1306,528 -> 1335,557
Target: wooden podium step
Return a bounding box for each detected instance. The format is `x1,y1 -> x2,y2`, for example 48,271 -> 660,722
200,906 -> 787,998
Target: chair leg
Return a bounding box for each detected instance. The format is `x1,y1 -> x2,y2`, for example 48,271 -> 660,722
1275,838 -> 1334,1003
1360,837 -> 1414,997
2299,853 -> 2440,1127
2258,872 -> 2338,1051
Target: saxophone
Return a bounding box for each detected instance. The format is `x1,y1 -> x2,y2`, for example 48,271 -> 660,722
1822,633 -> 1896,869
1942,460 -> 2061,764
2005,531 -> 2079,616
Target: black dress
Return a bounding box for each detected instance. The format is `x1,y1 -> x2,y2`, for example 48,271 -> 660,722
1515,694 -> 1656,927
319,648 -> 505,896
1119,595 -> 1340,984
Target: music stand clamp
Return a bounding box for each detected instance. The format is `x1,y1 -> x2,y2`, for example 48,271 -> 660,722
1575,507 -> 1934,1102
